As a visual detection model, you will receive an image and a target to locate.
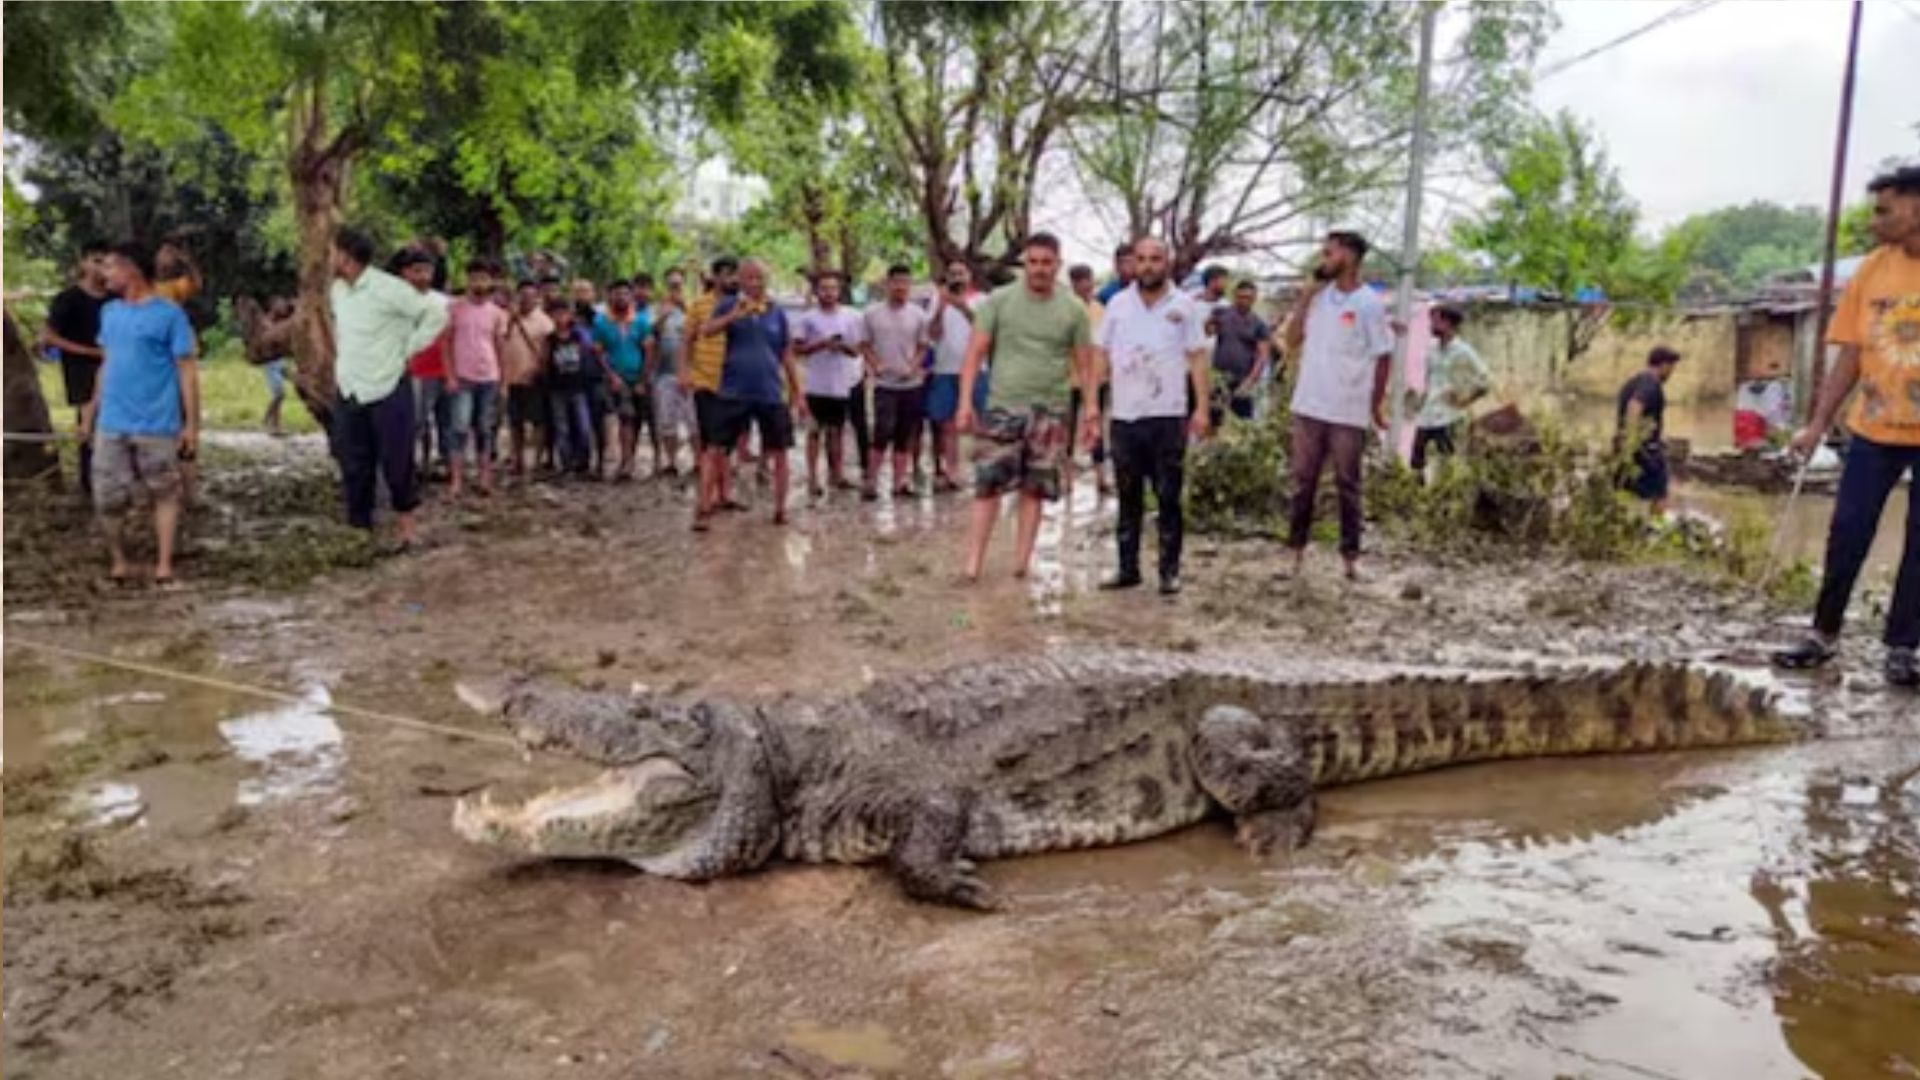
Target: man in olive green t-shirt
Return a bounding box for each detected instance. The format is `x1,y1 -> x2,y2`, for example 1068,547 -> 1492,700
956,231 -> 1096,581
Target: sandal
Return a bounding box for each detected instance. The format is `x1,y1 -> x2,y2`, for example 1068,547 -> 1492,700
1771,635 -> 1837,670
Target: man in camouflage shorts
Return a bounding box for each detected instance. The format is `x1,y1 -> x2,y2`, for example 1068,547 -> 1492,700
971,405 -> 1068,502
956,231 -> 1095,580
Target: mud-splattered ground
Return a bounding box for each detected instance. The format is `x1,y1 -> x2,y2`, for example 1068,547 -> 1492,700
4,442 -> 1916,1079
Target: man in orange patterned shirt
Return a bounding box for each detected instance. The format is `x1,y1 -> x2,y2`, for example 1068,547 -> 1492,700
1775,166 -> 1920,687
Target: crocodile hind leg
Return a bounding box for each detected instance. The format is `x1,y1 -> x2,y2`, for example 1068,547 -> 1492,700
1191,705 -> 1316,855
889,791 -> 996,910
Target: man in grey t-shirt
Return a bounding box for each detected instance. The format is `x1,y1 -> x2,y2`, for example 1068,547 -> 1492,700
1206,280 -> 1271,425
861,264 -> 931,498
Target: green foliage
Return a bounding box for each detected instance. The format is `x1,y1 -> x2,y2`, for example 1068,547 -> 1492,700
1454,111 -> 1636,299
1185,406 -> 1295,536
1666,202 -> 1824,300
1365,426 -> 1642,559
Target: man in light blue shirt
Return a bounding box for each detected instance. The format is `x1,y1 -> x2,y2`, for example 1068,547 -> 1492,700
328,225 -> 449,548
79,241 -> 198,588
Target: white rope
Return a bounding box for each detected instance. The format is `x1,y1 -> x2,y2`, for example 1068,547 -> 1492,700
7,637 -> 519,749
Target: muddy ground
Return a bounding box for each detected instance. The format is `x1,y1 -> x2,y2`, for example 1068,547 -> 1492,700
4,439 -> 1916,1079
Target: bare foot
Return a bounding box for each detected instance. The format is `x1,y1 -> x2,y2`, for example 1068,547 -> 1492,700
1343,558 -> 1359,582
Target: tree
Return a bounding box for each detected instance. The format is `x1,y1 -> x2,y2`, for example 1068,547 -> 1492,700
867,0 -> 1102,274
1068,1 -> 1550,279
4,2 -> 293,304
108,1 -> 858,421
719,39 -> 920,285
1454,110 -> 1688,367
1666,201 -> 1824,299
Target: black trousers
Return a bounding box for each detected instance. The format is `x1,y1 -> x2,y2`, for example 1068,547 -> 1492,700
1410,424 -> 1457,472
1814,435 -> 1920,649
332,382 -> 420,530
1111,416 -> 1187,578
848,377 -> 871,475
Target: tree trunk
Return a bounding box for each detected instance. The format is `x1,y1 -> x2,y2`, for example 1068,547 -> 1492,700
288,142 -> 351,431
801,181 -> 831,276
4,314 -> 63,487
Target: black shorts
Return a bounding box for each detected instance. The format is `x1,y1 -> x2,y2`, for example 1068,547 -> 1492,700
806,394 -> 849,429
507,383 -> 546,427
694,390 -> 730,448
1628,445 -> 1670,502
872,385 -> 925,452
713,398 -> 795,452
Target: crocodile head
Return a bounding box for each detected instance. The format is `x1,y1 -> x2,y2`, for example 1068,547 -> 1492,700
453,685 -> 782,878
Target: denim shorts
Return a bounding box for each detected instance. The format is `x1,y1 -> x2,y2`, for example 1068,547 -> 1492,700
449,380 -> 501,459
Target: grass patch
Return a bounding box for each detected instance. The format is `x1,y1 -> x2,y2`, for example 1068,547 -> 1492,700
35,341 -> 321,436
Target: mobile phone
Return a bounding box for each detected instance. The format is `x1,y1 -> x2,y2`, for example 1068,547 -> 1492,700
1312,264 -> 1334,282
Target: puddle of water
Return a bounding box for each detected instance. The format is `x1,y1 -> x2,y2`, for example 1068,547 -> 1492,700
70,780 -> 145,828
781,1020 -> 910,1071
1678,484 -> 1906,588
216,684 -> 345,807
4,652 -> 349,822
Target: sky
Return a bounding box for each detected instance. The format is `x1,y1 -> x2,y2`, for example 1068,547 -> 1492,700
1031,0 -> 1920,274
1535,0 -> 1920,229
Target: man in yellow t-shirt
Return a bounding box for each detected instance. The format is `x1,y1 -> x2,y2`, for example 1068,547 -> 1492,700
1774,165 -> 1920,687
680,255 -> 738,526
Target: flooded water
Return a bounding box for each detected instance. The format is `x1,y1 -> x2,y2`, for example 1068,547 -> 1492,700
4,647 -> 1915,1079
1551,392 -> 1908,586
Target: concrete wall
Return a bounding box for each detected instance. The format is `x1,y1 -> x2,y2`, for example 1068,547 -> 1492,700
1463,306 -> 1737,407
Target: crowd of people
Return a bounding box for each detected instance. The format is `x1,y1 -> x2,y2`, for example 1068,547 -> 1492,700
32,164 -> 1920,686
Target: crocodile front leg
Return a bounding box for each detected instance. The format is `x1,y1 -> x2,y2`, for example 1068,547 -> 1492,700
888,790 -> 996,910
1191,705 -> 1316,855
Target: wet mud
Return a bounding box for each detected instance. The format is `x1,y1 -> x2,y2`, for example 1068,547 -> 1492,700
4,447 -> 1916,1079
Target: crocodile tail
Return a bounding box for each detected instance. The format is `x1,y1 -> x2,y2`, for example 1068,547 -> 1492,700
1282,662 -> 1799,787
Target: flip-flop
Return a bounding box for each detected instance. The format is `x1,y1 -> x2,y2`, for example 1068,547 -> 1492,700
152,575 -> 183,593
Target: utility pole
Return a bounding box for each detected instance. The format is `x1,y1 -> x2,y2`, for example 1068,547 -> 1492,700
1387,3 -> 1438,456
1807,0 -> 1863,418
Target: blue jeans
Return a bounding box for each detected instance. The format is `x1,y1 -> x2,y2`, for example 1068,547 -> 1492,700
449,380 -> 500,462
1814,436 -> 1920,649
548,388 -> 593,473
412,377 -> 454,464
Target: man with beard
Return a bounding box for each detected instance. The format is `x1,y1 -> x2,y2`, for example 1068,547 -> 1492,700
1094,237 -> 1210,595
956,232 -> 1095,580
699,258 -> 807,527
1283,230 -> 1392,581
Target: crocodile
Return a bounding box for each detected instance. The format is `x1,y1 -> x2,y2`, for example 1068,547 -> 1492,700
452,650 -> 1804,908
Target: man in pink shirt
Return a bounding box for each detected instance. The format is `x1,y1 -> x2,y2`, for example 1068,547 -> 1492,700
448,258 -> 509,497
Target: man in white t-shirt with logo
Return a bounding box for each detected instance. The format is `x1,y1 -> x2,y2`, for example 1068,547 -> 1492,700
794,269 -> 866,497
1095,237 -> 1211,595
1283,230 -> 1393,581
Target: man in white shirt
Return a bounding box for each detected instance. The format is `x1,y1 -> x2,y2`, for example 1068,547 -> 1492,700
793,269 -> 865,497
1283,230 -> 1393,580
1095,237 -> 1211,595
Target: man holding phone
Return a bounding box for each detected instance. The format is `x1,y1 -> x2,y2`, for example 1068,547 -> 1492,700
1283,230 -> 1392,581
926,259 -> 979,492
795,269 -> 865,496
